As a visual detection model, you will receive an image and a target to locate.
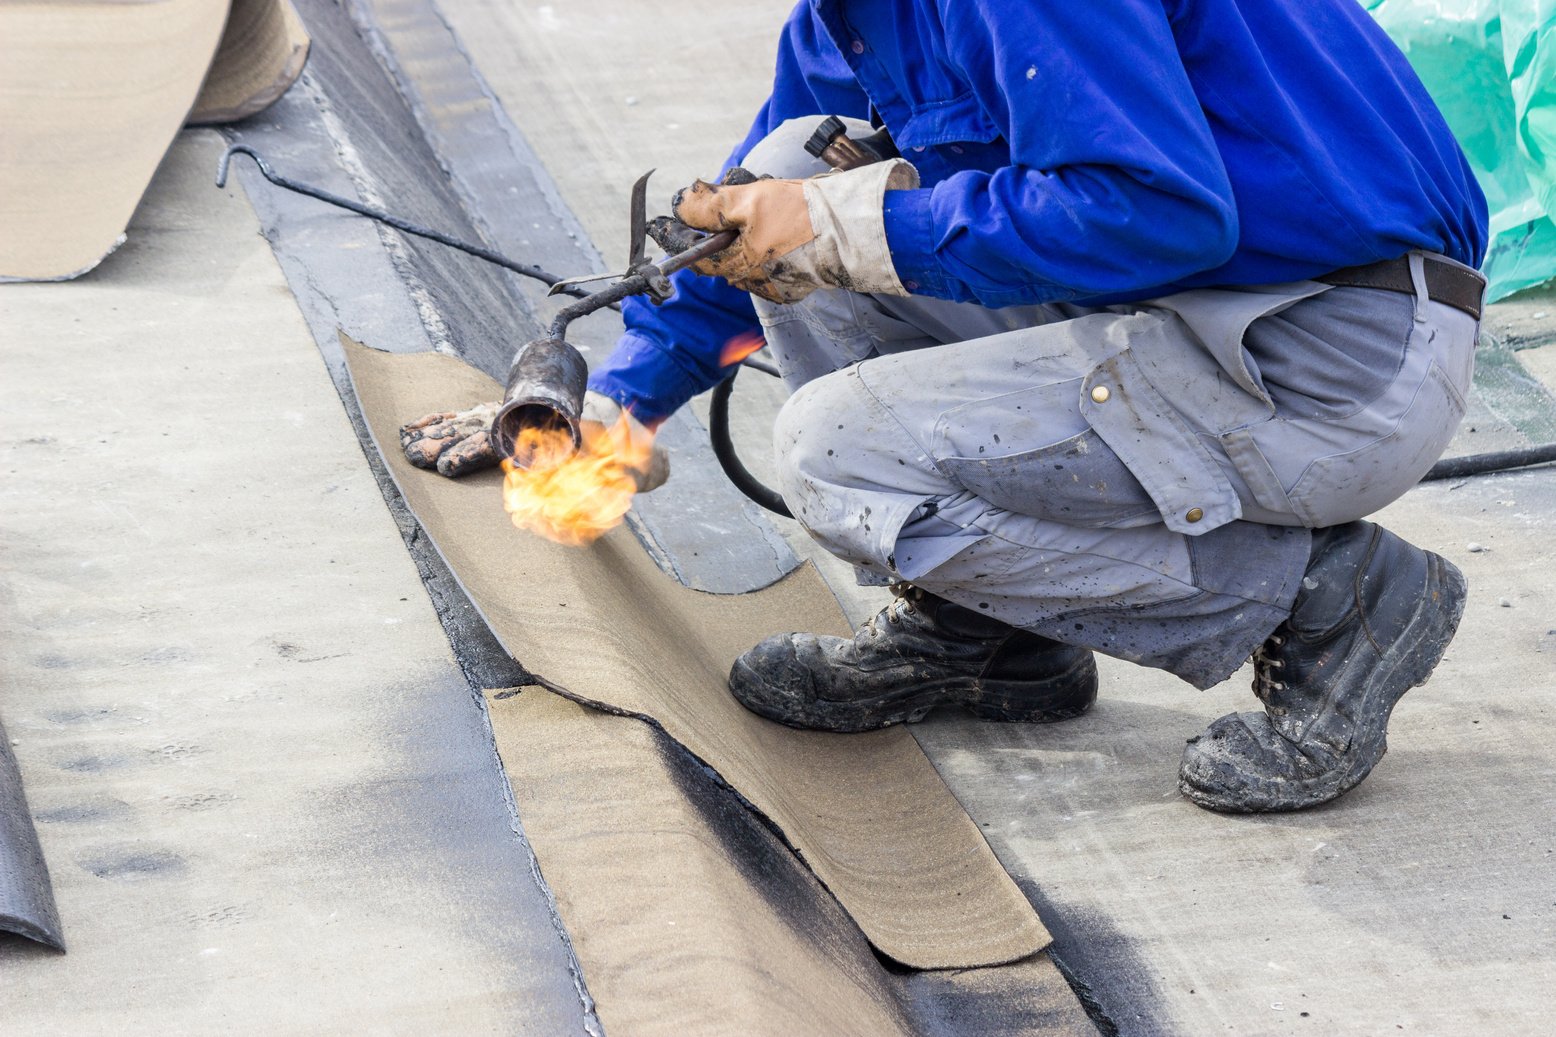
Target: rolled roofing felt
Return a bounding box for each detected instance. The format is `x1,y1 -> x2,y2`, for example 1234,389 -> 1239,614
0,718 -> 63,951
0,0 -> 308,282
189,0 -> 310,126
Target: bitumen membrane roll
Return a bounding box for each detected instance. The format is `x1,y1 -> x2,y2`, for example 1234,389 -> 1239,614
0,717 -> 63,950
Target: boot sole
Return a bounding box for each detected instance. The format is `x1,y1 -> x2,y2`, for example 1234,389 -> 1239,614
730,652 -> 1099,734
1180,551 -> 1467,813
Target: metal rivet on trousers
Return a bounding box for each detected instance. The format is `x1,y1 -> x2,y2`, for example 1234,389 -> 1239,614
1090,385 -> 1111,403
1186,507 -> 1204,523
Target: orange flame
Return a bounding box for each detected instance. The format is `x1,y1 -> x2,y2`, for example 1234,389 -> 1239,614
719,330 -> 766,368
500,416 -> 652,547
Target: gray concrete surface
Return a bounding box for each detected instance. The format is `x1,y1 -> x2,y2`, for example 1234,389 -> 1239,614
0,131 -> 593,1035
433,0 -> 791,257
433,1 -> 1556,1032
1517,340 -> 1556,397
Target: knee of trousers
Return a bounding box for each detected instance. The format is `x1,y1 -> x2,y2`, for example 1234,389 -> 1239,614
772,375 -> 850,537
772,370 -> 935,568
740,115 -> 875,181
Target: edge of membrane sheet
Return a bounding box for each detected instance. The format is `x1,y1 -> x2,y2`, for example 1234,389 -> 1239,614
0,717 -> 63,951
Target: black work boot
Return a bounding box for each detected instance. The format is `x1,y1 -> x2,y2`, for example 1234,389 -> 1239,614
728,584 -> 1098,733
1179,521 -> 1466,813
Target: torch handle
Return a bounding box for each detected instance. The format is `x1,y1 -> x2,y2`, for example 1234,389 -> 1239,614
657,229 -> 738,277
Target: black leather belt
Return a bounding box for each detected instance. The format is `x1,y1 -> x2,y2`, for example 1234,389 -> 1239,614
1317,254 -> 1486,321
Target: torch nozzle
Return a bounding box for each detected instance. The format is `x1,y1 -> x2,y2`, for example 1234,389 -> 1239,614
492,337 -> 589,468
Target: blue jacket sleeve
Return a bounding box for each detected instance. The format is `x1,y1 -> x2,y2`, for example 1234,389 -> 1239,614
588,2 -> 870,425
881,1 -> 1240,308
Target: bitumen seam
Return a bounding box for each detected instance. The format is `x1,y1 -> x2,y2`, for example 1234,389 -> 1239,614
476,688 -> 605,1037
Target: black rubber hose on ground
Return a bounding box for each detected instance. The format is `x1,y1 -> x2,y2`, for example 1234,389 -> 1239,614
1421,442 -> 1556,481
708,366 -> 793,519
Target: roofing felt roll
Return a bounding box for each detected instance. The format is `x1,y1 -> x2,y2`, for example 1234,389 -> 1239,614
0,1 -> 227,281
341,335 -> 1050,969
189,0 -> 311,126
0,0 -> 304,282
0,718 -> 63,951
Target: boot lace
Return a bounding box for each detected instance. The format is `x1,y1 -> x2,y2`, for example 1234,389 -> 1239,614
880,583 -> 926,629
1252,631 -> 1289,714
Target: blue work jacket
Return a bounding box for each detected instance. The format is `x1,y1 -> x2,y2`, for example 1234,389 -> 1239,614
590,0 -> 1489,425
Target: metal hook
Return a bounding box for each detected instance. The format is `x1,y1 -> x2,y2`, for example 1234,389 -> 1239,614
214,143 -> 273,189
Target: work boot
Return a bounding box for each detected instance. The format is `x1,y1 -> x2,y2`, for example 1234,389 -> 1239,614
1179,521 -> 1466,813
728,584 -> 1098,732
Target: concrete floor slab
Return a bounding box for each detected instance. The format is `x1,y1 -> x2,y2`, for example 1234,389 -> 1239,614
429,0 -> 793,256
1519,340 -> 1556,391
0,131 -> 592,1034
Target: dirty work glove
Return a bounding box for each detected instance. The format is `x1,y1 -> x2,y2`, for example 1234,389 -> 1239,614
672,158 -> 919,303
401,400 -> 500,477
400,392 -> 669,491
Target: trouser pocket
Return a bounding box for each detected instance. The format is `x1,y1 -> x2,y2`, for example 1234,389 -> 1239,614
941,428 -> 1160,528
755,291 -> 879,390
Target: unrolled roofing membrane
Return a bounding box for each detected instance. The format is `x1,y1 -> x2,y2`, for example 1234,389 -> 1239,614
342,335 -> 1050,970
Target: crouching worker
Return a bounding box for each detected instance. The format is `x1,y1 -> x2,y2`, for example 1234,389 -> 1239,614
405,0 -> 1488,813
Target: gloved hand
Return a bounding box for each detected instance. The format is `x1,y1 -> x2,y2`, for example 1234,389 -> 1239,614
672,158 -> 920,303
401,400 -> 500,477
400,391 -> 669,491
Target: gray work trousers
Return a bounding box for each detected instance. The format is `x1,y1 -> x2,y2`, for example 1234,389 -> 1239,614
744,119 -> 1481,688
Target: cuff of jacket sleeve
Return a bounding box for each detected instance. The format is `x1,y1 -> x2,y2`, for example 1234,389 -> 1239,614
586,332 -> 706,427
882,189 -> 953,298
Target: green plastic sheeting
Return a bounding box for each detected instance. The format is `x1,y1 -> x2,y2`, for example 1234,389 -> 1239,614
1368,1 -> 1556,300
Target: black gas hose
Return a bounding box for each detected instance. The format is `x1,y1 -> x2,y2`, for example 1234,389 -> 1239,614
1421,441 -> 1556,481
708,364 -> 792,519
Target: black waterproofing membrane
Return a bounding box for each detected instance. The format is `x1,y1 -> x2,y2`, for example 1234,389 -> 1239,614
0,718 -> 63,950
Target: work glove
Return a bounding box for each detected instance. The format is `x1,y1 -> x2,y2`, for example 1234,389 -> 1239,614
400,400 -> 500,477
399,392 -> 669,492
672,158 -> 919,303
